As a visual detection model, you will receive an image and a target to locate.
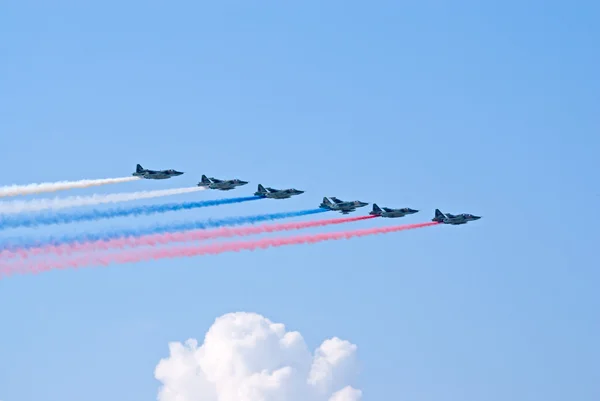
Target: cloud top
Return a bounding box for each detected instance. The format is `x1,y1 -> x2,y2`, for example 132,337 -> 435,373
155,312 -> 362,401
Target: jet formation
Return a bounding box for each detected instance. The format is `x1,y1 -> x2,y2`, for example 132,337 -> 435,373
132,164 -> 184,180
320,197 -> 369,215
432,209 -> 481,225
131,164 -> 481,225
254,184 -> 304,199
370,204 -> 419,218
198,175 -> 248,191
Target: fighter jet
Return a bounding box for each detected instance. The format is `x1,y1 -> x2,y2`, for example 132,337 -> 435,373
132,164 -> 184,180
432,209 -> 481,225
369,204 -> 419,218
319,197 -> 369,214
197,175 -> 248,191
254,184 -> 304,199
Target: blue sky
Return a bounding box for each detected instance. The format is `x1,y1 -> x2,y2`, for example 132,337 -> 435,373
1,1 -> 598,400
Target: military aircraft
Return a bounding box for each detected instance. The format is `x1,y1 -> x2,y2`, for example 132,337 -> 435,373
197,175 -> 248,191
432,209 -> 481,225
369,204 -> 419,218
132,164 -> 184,180
254,184 -> 304,199
319,197 -> 368,214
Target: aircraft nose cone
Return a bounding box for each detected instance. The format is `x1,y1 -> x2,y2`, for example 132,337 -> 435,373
472,215 -> 481,220
239,181 -> 248,185
174,171 -> 184,175
360,202 -> 369,206
410,209 -> 419,213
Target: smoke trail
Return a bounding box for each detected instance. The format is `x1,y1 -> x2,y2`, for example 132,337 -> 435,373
8,214 -> 376,258
0,176 -> 140,198
0,208 -> 328,253
0,196 -> 261,230
0,186 -> 207,214
2,222 -> 439,276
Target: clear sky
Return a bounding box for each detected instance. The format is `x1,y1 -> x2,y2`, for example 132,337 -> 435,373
1,1 -> 598,400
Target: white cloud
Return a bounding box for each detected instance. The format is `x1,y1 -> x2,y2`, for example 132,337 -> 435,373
155,312 -> 362,401
329,387 -> 363,401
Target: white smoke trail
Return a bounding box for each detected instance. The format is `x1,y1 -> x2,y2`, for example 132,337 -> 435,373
0,186 -> 207,214
0,176 -> 140,198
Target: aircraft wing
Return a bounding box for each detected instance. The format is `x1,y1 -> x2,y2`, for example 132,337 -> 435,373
209,177 -> 223,183
330,197 -> 344,204
383,207 -> 395,212
265,187 -> 279,192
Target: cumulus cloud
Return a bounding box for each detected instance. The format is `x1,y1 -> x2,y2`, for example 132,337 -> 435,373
155,312 -> 362,401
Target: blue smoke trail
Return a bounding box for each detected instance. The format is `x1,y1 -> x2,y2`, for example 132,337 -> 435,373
0,196 -> 261,230
0,208 -> 329,251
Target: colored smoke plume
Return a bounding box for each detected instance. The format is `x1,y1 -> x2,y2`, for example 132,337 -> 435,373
6,215 -> 376,259
0,186 -> 206,214
0,176 -> 139,198
0,209 -> 328,253
0,196 -> 261,230
1,222 -> 439,276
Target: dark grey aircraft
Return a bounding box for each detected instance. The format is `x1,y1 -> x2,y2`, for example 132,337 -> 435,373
198,175 -> 248,191
369,204 -> 419,218
319,197 -> 368,214
132,164 -> 184,180
254,184 -> 304,199
432,209 -> 481,225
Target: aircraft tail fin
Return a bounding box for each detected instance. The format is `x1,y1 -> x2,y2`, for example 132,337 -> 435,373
369,203 -> 383,216
432,208 -> 446,222
257,184 -> 267,193
201,174 -> 211,184
136,164 -> 144,173
321,197 -> 333,207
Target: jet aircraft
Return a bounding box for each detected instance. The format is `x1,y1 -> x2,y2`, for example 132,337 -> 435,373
432,209 -> 481,225
319,197 -> 368,214
132,164 -> 184,180
369,204 -> 419,218
197,175 -> 248,191
254,184 -> 304,199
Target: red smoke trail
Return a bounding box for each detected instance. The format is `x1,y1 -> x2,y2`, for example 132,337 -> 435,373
2,221 -> 439,277
2,215 -> 377,260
